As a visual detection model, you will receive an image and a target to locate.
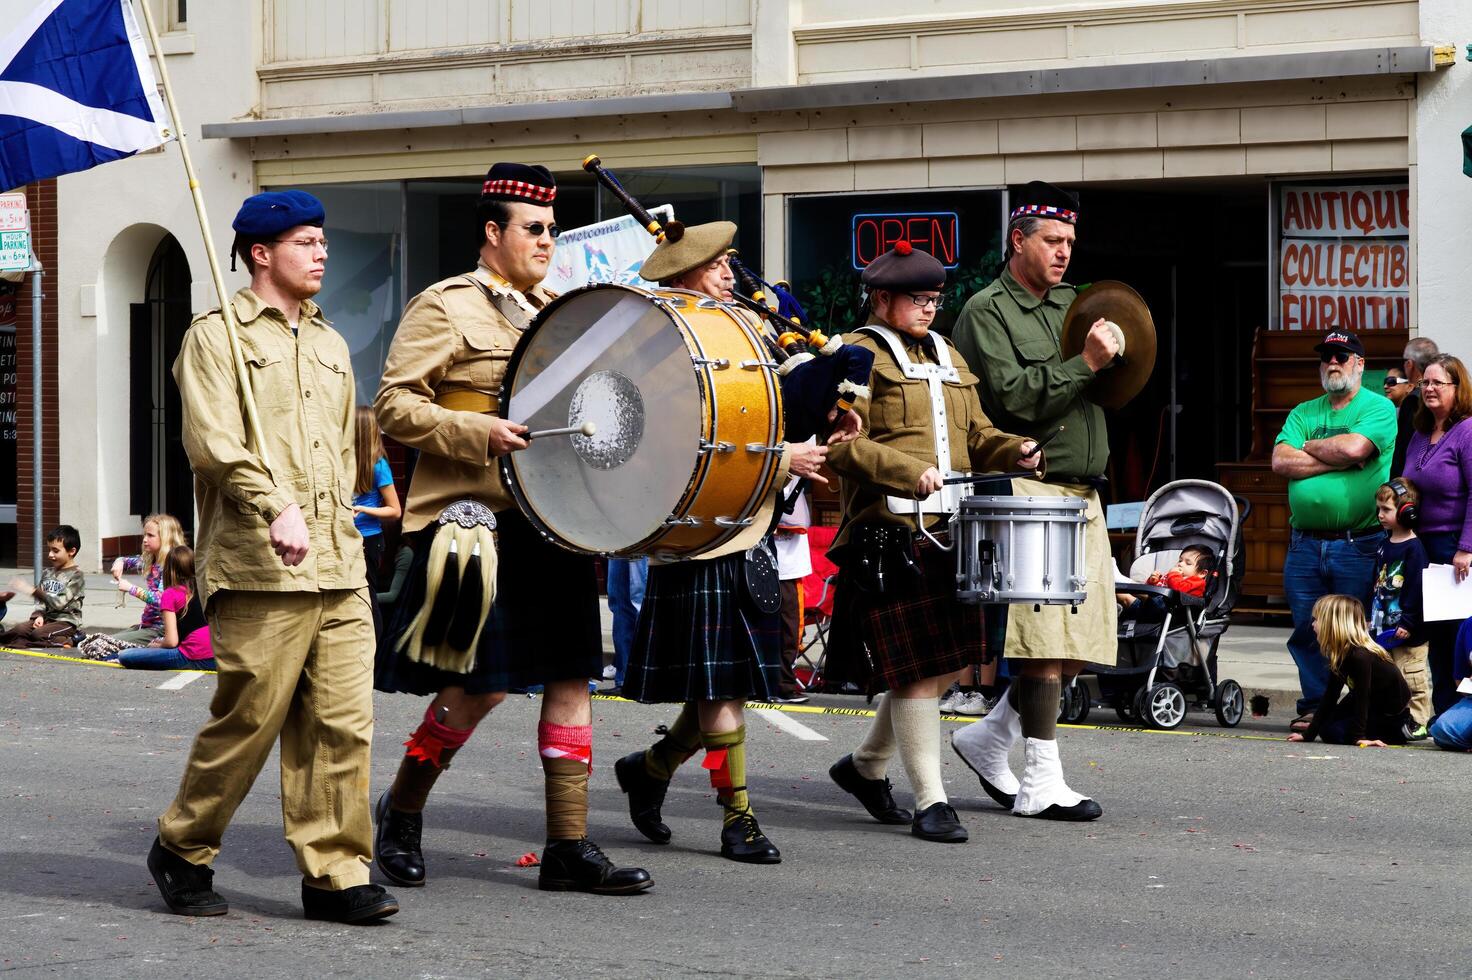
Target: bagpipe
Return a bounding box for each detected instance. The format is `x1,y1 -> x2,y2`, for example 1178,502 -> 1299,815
582,155 -> 873,444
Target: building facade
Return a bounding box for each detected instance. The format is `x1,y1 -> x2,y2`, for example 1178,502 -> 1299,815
31,0 -> 1472,577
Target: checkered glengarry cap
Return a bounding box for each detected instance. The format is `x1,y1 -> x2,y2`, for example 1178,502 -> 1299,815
480,162 -> 557,204
1009,180 -> 1079,224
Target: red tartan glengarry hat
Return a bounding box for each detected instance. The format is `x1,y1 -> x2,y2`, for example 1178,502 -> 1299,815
480,162 -> 557,205
1009,180 -> 1079,224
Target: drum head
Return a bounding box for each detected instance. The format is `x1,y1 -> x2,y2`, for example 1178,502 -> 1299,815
502,285 -> 701,554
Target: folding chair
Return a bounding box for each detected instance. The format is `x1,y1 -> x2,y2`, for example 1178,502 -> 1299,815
794,525 -> 838,692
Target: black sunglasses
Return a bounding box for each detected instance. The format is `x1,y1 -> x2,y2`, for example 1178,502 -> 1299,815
497,220 -> 561,239
1319,351 -> 1354,364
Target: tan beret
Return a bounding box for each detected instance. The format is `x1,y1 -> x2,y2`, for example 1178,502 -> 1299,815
640,221 -> 737,284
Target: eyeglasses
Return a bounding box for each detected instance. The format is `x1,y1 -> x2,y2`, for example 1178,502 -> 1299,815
906,293 -> 944,310
272,237 -> 328,253
1319,351 -> 1354,364
1417,380 -> 1456,391
497,221 -> 561,240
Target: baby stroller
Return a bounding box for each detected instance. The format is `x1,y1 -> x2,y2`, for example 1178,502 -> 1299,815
1063,479 -> 1248,729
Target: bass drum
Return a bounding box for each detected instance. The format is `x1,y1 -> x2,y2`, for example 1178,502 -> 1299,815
500,283 -> 784,559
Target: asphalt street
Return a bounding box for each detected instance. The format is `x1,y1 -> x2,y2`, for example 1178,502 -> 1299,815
1,649 -> 1468,979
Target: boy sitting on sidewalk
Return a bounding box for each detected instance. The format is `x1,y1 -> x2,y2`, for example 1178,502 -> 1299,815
1369,478 -> 1431,738
1,525 -> 85,648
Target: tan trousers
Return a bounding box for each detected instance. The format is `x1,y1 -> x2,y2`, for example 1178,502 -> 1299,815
1391,642 -> 1432,727
158,589 -> 375,889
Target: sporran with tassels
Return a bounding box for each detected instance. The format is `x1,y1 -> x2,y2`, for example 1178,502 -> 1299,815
394,500 -> 499,673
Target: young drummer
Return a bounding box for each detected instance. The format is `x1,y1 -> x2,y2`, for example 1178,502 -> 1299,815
824,242 -> 1041,842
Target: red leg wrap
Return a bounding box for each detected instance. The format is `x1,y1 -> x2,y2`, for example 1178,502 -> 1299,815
702,747 -> 732,790
538,721 -> 593,773
404,705 -> 475,768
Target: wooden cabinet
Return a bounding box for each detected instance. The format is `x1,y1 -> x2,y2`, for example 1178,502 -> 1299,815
1217,327 -> 1406,601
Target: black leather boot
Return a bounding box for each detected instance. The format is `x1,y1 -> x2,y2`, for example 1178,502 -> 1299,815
614,750 -> 672,844
828,754 -> 913,824
538,838 -> 653,895
719,810 -> 781,864
911,801 -> 969,843
301,882 -> 399,923
374,791 -> 426,887
147,837 -> 228,916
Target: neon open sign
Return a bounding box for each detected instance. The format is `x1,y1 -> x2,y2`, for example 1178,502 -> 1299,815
851,212 -> 960,269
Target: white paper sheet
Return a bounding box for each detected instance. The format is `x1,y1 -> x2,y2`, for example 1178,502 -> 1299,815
1421,563 -> 1472,622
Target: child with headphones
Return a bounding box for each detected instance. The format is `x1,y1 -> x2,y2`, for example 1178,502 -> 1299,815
1369,477 -> 1431,737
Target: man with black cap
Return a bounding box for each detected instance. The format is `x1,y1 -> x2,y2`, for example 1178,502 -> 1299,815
1271,329 -> 1396,731
823,241 -> 1041,843
612,220 -> 833,865
373,163 -> 651,895
148,190 -> 398,923
949,181 -> 1115,822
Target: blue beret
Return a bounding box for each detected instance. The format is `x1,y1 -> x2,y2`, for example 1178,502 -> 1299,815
232,190 -> 325,237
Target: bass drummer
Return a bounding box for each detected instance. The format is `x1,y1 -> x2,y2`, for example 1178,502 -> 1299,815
950,181 -> 1115,821
613,221 -> 836,864
372,163 -> 652,896
823,242 -> 1041,843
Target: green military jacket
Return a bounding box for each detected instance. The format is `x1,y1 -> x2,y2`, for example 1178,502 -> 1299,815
952,269 -> 1108,479
826,323 -> 1029,549
174,288 -> 366,606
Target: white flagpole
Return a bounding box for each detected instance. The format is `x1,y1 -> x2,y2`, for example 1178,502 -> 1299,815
132,0 -> 271,470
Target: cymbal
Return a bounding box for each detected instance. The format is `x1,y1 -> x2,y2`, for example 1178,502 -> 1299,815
1060,280 -> 1156,410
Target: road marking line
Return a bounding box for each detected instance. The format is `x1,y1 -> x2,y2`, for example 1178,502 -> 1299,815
157,671 -> 207,690
748,703 -> 828,741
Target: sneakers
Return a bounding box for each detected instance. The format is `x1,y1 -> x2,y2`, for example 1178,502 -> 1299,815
373,791 -> 426,887
828,754 -> 912,824
954,691 -> 996,717
938,683 -> 963,714
1404,722 -> 1430,742
301,882 -> 399,923
147,837 -> 228,917
719,810 -> 781,864
538,838 -> 653,894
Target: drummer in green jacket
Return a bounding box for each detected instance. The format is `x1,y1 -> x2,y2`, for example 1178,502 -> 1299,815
949,181 -> 1118,822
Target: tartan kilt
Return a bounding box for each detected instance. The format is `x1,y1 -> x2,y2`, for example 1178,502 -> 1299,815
375,508 -> 603,696
622,550 -> 784,704
825,534 -> 988,695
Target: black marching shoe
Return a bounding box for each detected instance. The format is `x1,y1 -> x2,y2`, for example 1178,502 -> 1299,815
828,754 -> 913,825
302,882 -> 399,923
614,750 -> 672,844
147,837 -> 228,917
911,802 -> 969,843
538,838 -> 653,895
1026,799 -> 1103,822
720,810 -> 782,864
373,791 -> 426,887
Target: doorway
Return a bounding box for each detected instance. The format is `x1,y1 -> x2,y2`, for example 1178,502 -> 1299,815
129,235 -> 194,538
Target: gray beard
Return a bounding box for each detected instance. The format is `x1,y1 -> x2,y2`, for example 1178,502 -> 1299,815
1321,365 -> 1361,395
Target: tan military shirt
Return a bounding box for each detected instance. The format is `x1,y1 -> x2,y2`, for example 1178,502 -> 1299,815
826,324 -> 1032,549
375,264 -> 552,533
174,288 -> 366,605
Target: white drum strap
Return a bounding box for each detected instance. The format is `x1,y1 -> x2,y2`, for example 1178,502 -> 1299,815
858,325 -> 965,515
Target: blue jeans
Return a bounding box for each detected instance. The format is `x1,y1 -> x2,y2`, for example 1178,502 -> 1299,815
606,557 -> 647,687
117,646 -> 217,671
1429,697 -> 1472,750
1419,530 -> 1462,718
1283,528 -> 1384,716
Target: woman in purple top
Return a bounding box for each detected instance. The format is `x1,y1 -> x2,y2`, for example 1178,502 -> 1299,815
1399,354 -> 1472,715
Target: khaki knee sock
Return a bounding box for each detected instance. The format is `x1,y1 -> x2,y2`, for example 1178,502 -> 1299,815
543,756 -> 589,841
701,726 -> 751,826
890,696 -> 946,811
852,693 -> 897,780
644,701 -> 701,782
389,746 -> 461,813
1017,675 -> 1061,741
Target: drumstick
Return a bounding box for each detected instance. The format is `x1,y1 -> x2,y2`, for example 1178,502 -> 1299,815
940,427 -> 1064,485
526,421 -> 597,440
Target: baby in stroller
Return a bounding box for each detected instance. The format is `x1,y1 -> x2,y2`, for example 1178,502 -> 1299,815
1117,545 -> 1215,623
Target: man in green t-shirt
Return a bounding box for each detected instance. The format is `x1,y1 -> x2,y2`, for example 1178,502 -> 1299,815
1271,329 -> 1397,727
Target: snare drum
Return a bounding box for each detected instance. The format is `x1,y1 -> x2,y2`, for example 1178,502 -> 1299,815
954,495 -> 1087,605
500,283 -> 784,559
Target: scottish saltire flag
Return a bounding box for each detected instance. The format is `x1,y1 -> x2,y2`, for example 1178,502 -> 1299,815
0,0 -> 169,192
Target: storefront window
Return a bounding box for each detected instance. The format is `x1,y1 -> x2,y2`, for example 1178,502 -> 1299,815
786,190 -> 1005,335
291,182 -> 404,408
